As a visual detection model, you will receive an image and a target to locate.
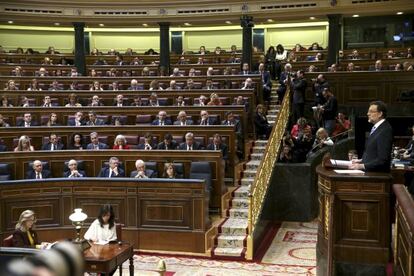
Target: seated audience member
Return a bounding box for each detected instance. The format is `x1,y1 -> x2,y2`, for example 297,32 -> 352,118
13,66 -> 23,76
149,80 -> 163,91
184,79 -> 195,90
312,128 -> 334,152
86,111 -> 105,126
292,43 -> 306,52
386,49 -> 395,59
91,47 -> 100,55
87,132 -> 109,150
4,80 -> 19,91
240,62 -> 251,75
114,94 -> 126,107
145,48 -> 158,55
20,96 -> 31,107
107,67 -> 118,77
166,80 -> 180,90
68,133 -> 86,150
348,149 -> 359,161
174,111 -> 193,125
13,210 -> 47,248
198,110 -> 217,125
203,79 -> 216,90
18,113 -> 39,127
89,95 -> 104,107
207,93 -> 222,106
41,133 -> 65,151
65,93 -> 82,107
64,159 -> 86,178
69,67 -> 80,77
130,56 -> 143,65
0,114 -> 10,127
26,160 -> 51,179
42,95 -> 54,107
346,62 -> 355,72
306,52 -> 323,61
36,67 -> 48,77
196,57 -> 205,65
170,67 -> 183,77
68,81 -> 80,90
148,92 -> 160,107
349,49 -> 360,60
163,163 -> 178,179
254,104 -> 272,139
90,81 -> 103,91
197,95 -> 208,106
109,81 -> 120,91
113,134 -> 130,150
152,110 -> 172,125
222,111 -> 242,136
257,63 -> 272,102
291,117 -> 310,140
138,133 -> 157,150
407,47 -> 412,59
157,133 -> 178,150
176,95 -> 185,106
113,117 -> 124,126
369,60 -> 385,71
188,68 -> 196,77
141,66 -> 150,76
199,45 -> 207,54
27,79 -> 42,91
206,67 -> 214,77
107,48 -> 118,55
279,145 -> 294,163
48,80 -> 62,91
98,157 -> 125,177
128,79 -> 141,91
242,77 -> 254,90
15,135 -> 35,152
307,65 -> 317,72
332,112 -> 351,137
130,96 -> 143,107
207,133 -> 229,160
403,62 -> 413,71
328,64 -> 338,72
84,204 -> 117,242
90,69 -> 98,77
68,111 -> 85,126
292,126 -> 314,162
45,112 -> 60,126
401,125 -> 414,160
1,95 -> 13,107
230,44 -> 238,54
309,42 -> 323,51
45,46 -> 58,54
114,54 -> 125,65
131,159 -> 157,178
179,132 -> 204,150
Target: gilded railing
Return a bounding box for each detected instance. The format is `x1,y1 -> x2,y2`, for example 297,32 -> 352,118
246,86 -> 291,260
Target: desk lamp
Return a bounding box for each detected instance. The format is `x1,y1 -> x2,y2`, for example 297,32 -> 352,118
69,208 -> 90,251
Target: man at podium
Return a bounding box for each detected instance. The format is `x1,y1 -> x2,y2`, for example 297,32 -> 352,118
350,100 -> 393,172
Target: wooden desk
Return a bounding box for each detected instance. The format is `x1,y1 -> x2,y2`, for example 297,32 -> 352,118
84,243 -> 134,275
316,165 -> 392,276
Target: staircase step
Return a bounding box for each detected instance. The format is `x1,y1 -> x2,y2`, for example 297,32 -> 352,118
254,140 -> 268,147
219,218 -> 248,235
233,186 -> 250,198
250,153 -> 263,161
213,247 -> 245,257
241,177 -> 254,186
246,160 -> 261,170
217,235 -> 246,248
229,208 -> 248,219
252,146 -> 265,153
243,169 -> 257,178
231,198 -> 249,208
267,110 -> 279,115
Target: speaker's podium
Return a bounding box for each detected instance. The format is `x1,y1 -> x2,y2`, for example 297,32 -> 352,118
316,163 -> 392,276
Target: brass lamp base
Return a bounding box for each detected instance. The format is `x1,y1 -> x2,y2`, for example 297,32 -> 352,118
72,239 -> 91,251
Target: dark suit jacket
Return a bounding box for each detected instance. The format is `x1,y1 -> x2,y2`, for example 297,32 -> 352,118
173,119 -> 194,126
292,78 -> 307,104
197,117 -> 217,126
157,141 -> 178,150
86,142 -> 109,150
207,143 -> 229,160
221,119 -> 242,136
254,113 -> 271,136
26,169 -> 52,179
41,142 -> 65,151
67,119 -> 85,126
17,120 -> 39,127
178,142 -> 204,150
362,120 -> 393,172
137,143 -> 157,150
12,229 -> 39,247
152,119 -> 172,126
130,169 -> 157,178
86,119 -> 105,126
64,170 -> 86,178
98,167 -> 125,177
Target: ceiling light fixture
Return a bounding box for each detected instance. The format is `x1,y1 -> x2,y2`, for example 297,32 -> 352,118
267,19 -> 274,22
184,22 -> 191,26
7,21 -> 13,24
99,23 -> 104,27
352,14 -> 359,18
225,21 -> 232,24
142,23 -> 148,27
396,12 -> 403,15
309,17 -> 316,20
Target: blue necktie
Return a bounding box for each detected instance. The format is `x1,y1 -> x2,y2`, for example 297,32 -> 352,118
370,126 -> 376,136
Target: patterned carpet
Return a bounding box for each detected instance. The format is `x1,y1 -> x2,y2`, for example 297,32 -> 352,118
113,221 -> 317,276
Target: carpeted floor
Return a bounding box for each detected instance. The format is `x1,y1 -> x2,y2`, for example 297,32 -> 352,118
113,221 -> 317,276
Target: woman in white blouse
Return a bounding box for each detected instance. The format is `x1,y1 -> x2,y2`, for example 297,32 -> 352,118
275,44 -> 288,80
84,204 -> 117,242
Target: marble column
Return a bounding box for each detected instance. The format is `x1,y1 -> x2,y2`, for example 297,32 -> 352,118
326,14 -> 342,67
241,15 -> 254,70
73,22 -> 86,76
159,22 -> 170,75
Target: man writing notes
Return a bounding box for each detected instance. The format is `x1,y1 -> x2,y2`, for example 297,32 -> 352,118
349,101 -> 393,172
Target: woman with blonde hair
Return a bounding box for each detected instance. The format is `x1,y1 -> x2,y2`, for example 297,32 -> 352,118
14,135 -> 35,152
113,134 -> 130,150
207,93 -> 222,106
12,209 -> 42,247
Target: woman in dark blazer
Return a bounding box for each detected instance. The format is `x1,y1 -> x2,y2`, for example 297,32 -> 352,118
12,209 -> 40,248
254,104 -> 272,139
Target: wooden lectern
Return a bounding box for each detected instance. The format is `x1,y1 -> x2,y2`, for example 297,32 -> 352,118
316,165 -> 392,275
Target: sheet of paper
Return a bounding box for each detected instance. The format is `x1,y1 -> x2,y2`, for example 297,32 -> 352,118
330,159 -> 352,167
94,240 -> 109,245
334,169 -> 365,174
